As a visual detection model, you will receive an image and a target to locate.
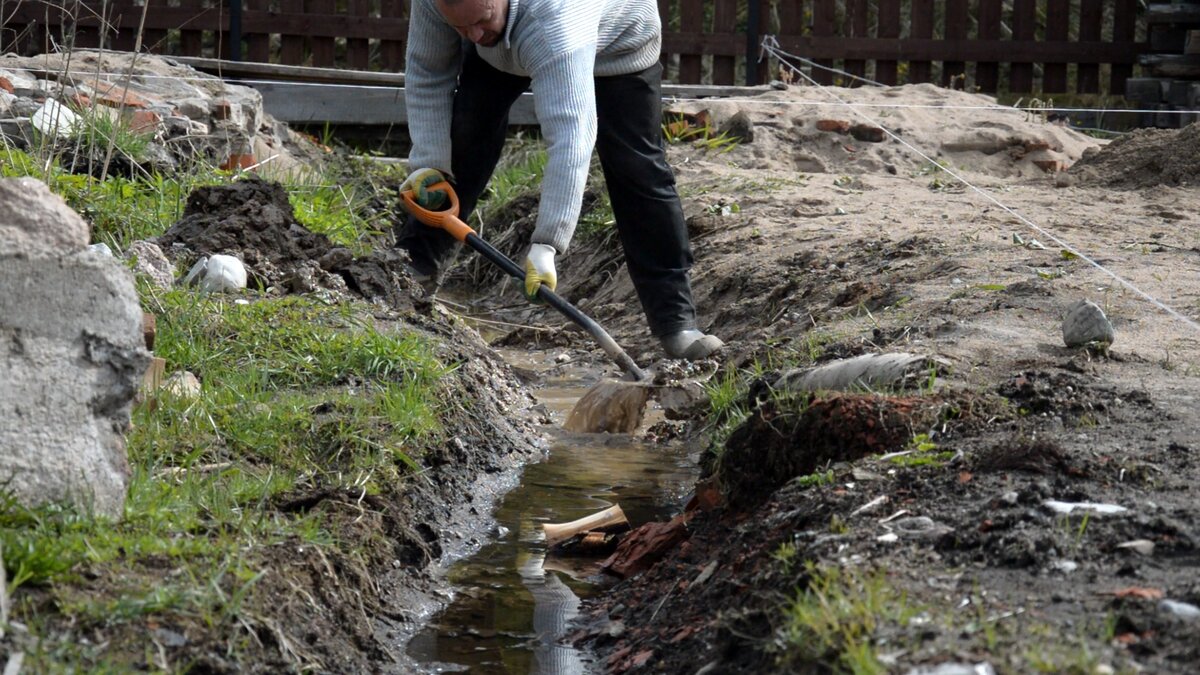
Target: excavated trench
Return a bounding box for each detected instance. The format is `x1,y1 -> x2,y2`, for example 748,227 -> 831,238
405,347 -> 700,673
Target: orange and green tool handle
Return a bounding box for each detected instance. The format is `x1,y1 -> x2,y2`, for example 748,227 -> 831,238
401,182 -> 647,382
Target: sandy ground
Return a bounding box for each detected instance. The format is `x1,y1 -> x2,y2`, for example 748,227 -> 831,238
456,83 -> 1200,673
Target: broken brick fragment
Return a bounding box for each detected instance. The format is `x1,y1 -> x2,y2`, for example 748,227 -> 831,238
0,76 -> 14,94
601,515 -> 690,578
816,119 -> 851,133
849,124 -> 885,142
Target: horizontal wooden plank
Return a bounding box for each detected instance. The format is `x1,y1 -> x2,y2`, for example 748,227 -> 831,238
169,56 -> 406,85
1146,5 -> 1200,26
2,6 -> 408,40
667,34 -> 1141,63
770,36 -> 1143,63
249,81 -> 774,126
1140,53 -> 1200,77
250,82 -> 536,125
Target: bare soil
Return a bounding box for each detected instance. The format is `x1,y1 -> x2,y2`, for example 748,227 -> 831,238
456,85 -> 1200,673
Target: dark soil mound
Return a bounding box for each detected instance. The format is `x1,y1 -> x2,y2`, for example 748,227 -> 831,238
157,177 -> 419,307
1069,122 -> 1200,189
719,393 -> 939,508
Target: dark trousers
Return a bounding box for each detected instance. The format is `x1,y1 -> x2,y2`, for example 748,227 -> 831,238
397,47 -> 698,337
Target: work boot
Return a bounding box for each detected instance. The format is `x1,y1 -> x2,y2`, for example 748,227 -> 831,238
661,329 -> 724,360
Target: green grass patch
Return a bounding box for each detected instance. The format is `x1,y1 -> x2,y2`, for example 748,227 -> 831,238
774,563 -> 919,673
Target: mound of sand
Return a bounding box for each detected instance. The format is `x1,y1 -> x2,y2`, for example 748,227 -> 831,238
1067,122 -> 1200,189
157,177 -> 418,307
668,83 -> 1102,179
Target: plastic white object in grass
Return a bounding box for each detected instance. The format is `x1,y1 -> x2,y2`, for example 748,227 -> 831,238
31,99 -> 80,138
182,254 -> 247,293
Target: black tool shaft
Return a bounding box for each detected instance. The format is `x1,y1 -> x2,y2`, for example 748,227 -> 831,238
464,233 -> 647,382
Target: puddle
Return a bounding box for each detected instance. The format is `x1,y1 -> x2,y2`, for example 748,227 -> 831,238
406,348 -> 699,673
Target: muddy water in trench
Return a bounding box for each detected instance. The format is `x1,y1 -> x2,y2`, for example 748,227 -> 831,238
407,349 -> 698,674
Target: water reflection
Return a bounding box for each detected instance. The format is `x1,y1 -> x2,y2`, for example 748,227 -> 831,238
407,350 -> 698,674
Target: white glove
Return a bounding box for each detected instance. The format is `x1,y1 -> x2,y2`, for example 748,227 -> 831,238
523,243 -> 557,300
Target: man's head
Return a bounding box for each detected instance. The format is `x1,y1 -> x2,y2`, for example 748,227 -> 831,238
436,0 -> 508,47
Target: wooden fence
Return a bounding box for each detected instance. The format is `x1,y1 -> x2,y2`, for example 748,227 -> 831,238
1,0 -> 1146,95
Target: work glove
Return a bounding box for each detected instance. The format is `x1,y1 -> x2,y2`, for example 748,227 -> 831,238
523,243 -> 558,301
400,168 -> 448,210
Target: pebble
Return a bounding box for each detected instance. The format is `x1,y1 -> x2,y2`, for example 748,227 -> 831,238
1043,500 -> 1128,516
1000,491 -> 1019,506
1116,539 -> 1155,556
1160,599 -> 1200,621
907,663 -> 996,675
1062,299 -> 1115,348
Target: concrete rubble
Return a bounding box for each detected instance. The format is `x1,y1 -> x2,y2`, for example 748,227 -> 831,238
1,50 -> 326,177
0,177 -> 150,519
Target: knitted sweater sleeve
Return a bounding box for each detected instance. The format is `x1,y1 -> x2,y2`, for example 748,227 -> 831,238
526,43 -> 598,255
404,0 -> 462,175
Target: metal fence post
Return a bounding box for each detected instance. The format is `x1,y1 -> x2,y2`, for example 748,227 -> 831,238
229,0 -> 243,61
745,0 -> 761,86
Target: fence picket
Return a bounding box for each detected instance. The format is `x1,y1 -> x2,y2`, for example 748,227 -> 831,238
844,0 -> 869,84
245,0 -> 271,62
712,0 -> 737,84
308,0 -> 336,67
679,0 -> 704,83
347,0 -> 371,69
811,0 -> 836,84
976,0 -> 1002,91
1077,0 -> 1103,93
380,0 -> 406,71
1110,0 -> 1136,94
876,0 -> 900,85
909,0 -> 933,83
1009,0 -> 1035,92
943,0 -> 968,87
1044,0 -> 1070,92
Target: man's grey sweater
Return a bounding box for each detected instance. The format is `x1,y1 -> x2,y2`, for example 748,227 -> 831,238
406,0 -> 662,254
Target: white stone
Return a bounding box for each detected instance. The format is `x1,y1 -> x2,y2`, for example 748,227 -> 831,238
31,98 -> 79,138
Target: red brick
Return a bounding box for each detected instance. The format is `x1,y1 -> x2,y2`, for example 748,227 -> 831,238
128,109 -> 161,134
0,76 -> 13,94
92,82 -> 152,108
816,119 -> 851,133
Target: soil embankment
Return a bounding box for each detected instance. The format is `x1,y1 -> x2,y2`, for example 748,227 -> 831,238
457,85 -> 1200,672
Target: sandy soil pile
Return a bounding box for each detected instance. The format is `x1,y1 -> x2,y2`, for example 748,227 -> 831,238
157,177 -> 420,307
669,82 -> 1100,178
1069,122 -> 1200,188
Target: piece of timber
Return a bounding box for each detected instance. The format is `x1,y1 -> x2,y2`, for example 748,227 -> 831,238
247,80 -> 773,126
1139,54 -> 1200,79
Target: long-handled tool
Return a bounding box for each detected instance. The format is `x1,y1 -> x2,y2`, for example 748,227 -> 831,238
401,182 -> 647,383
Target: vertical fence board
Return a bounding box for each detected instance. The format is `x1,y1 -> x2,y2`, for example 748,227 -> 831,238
178,0 -> 207,57
975,0 -> 1001,91
245,0 -> 271,62
347,0 -> 371,69
942,0 -> 968,87
1076,0 -> 1103,93
308,0 -> 336,66
909,0 -> 933,83
843,0 -> 869,84
678,0 -> 704,83
1044,0 -> 1070,92
379,0 -> 406,71
775,0 -> 805,82
811,0 -> 836,84
1009,0 -> 1035,92
110,3 -> 138,52
658,0 -> 672,69
876,0 -> 900,85
1110,0 -> 1136,95
711,0 -> 737,84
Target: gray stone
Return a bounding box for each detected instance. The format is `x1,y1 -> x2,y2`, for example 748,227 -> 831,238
1160,599 -> 1200,621
123,240 -> 176,289
718,110 -> 754,144
0,177 -> 89,256
1062,299 -> 1115,347
0,183 -> 148,519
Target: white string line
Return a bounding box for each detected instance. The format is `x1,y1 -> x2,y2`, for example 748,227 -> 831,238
16,66 -> 1200,116
768,50 -> 887,87
760,36 -> 1200,335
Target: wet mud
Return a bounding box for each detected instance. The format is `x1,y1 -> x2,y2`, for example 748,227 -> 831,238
157,176 -> 421,307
